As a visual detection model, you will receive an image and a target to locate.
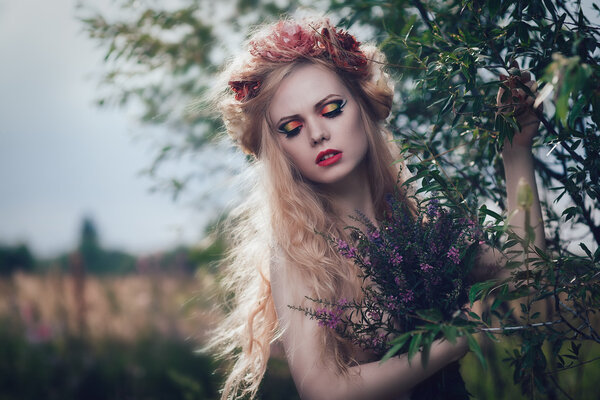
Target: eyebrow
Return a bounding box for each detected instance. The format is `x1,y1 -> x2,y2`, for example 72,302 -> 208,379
274,94 -> 342,127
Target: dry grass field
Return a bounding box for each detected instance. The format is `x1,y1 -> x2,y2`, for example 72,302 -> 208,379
0,270 -> 219,343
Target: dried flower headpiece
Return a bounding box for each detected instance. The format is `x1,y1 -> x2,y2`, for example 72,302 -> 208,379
228,20 -> 368,102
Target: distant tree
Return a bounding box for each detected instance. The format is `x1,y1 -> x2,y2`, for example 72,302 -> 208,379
0,244 -> 35,275
77,216 -> 136,275
78,216 -> 101,270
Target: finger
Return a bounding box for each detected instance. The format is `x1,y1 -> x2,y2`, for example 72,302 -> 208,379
530,81 -> 538,93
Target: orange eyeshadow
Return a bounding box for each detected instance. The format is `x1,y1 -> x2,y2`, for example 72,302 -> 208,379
321,102 -> 340,114
281,120 -> 302,133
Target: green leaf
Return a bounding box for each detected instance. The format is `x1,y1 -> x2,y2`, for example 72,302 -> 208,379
467,334 -> 486,369
580,242 -> 593,260
408,333 -> 423,362
381,333 -> 411,363
441,325 -> 457,344
416,309 -> 443,322
479,205 -> 503,222
469,279 -> 498,305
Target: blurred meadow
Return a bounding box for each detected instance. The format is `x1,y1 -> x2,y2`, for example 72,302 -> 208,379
1,234 -> 599,399
0,222 -> 299,399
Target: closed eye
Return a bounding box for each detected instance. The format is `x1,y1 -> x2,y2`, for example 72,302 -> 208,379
321,99 -> 346,118
278,120 -> 303,138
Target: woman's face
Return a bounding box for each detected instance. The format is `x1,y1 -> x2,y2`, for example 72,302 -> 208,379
268,63 -> 369,186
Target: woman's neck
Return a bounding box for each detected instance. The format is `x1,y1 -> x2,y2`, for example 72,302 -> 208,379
318,163 -> 376,226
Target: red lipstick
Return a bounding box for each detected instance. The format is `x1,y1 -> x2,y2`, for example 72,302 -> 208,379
316,149 -> 342,167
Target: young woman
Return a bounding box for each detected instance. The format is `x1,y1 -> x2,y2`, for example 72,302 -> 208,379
209,17 -> 545,400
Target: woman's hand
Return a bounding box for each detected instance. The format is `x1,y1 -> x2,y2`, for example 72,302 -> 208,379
497,61 -> 542,151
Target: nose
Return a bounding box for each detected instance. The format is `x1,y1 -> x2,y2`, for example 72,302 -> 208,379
309,120 -> 330,146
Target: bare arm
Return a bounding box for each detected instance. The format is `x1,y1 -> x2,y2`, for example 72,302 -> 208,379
473,64 -> 546,281
270,257 -> 468,400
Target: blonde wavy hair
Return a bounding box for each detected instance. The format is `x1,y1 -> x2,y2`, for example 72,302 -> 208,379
207,17 -> 415,400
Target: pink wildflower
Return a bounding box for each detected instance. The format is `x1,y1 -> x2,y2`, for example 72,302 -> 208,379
420,263 -> 433,273
447,246 -> 460,264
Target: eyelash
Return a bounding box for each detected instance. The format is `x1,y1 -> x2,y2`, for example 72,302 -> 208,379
277,99 -> 346,138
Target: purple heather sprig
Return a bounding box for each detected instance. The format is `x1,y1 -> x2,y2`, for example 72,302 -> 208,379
295,192 -> 484,358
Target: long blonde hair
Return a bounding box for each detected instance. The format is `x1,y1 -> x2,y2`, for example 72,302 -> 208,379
208,17 -> 414,399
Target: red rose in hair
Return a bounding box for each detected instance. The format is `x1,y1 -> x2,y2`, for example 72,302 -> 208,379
320,27 -> 367,75
228,80 -> 261,101
336,29 -> 361,52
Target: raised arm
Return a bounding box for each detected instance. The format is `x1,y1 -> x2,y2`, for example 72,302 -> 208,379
473,64 -> 546,281
500,64 -> 546,251
270,256 -> 467,400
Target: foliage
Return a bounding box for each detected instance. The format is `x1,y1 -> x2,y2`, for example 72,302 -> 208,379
0,319 -> 222,400
80,0 -> 600,397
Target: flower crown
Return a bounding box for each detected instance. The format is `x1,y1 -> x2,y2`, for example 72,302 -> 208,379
228,20 -> 368,102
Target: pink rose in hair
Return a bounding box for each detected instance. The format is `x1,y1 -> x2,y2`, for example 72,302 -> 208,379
249,21 -> 322,62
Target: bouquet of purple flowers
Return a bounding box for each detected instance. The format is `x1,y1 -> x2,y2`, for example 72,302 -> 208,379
297,193 -> 484,361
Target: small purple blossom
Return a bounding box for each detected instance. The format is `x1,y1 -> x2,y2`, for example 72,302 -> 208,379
385,295 -> 399,310
337,239 -> 357,259
447,246 -> 460,264
420,263 -> 433,273
315,306 -> 343,329
367,310 -> 382,321
370,332 -> 386,348
426,198 -> 442,218
400,289 -> 414,304
390,248 -> 403,266
367,229 -> 381,241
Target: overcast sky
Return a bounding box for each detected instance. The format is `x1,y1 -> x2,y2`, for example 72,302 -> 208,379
0,0 -> 210,257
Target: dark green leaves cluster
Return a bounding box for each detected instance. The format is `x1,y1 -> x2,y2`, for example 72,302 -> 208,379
334,0 -> 600,397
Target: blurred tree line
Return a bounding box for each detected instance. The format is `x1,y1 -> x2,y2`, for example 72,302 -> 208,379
78,0 -> 600,398
0,216 -> 226,275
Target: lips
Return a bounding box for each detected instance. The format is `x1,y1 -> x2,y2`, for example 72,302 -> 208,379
315,149 -> 343,167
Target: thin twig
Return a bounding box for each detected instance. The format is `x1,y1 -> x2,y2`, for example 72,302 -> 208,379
478,319 -> 563,332
545,355 -> 600,375
559,301 -> 600,342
